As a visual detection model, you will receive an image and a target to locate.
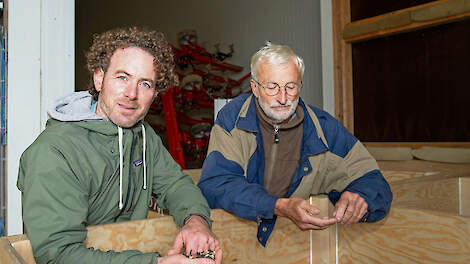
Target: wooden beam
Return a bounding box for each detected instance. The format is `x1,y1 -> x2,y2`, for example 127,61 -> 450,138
339,207 -> 470,263
378,160 -> 470,182
0,236 -> 26,264
460,177 -> 470,216
343,0 -> 470,43
365,142 -> 470,149
332,0 -> 354,133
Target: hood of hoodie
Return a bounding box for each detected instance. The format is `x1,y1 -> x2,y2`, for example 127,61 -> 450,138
48,91 -> 103,122
47,91 -> 144,135
47,91 -> 147,209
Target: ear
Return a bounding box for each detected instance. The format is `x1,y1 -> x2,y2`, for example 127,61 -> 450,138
251,79 -> 259,98
93,68 -> 105,92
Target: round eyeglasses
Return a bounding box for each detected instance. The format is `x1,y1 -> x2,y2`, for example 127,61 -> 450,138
253,79 -> 301,96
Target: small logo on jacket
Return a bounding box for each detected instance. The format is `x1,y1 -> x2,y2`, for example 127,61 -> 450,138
133,159 -> 143,167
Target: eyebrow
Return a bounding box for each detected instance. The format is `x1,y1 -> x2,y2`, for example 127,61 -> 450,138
266,81 -> 299,85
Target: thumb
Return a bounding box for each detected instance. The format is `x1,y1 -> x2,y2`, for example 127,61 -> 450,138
168,232 -> 184,255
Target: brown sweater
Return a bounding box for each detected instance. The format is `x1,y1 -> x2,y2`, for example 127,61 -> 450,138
256,99 -> 304,198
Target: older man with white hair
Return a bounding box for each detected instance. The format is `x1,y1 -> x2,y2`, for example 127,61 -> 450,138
198,42 -> 392,246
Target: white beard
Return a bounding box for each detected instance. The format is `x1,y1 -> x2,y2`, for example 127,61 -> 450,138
258,96 -> 299,123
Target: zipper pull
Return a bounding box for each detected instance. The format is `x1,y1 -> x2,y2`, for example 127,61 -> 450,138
274,125 -> 279,143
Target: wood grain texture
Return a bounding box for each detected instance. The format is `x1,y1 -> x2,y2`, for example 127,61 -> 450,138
339,207 -> 470,264
332,0 -> 354,133
391,177 -> 459,214
0,236 -> 26,264
365,142 -> 470,149
6,235 -> 35,264
378,160 -> 470,215
86,197 -> 335,264
343,0 -> 470,43
378,160 -> 470,180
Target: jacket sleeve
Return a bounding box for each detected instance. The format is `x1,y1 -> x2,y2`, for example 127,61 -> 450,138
149,132 -> 212,228
197,125 -> 278,222
317,108 -> 392,222
17,142 -> 160,264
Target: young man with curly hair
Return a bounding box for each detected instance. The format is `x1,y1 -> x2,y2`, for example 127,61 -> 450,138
17,27 -> 221,264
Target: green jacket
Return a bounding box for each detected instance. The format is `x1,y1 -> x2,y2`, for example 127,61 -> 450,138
17,91 -> 211,264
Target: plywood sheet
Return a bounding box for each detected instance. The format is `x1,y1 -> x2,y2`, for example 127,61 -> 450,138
339,207 -> 470,264
87,197 -> 335,264
0,236 -> 26,264
391,177 -> 459,214
6,235 -> 35,264
378,160 -> 470,215
378,160 -> 470,179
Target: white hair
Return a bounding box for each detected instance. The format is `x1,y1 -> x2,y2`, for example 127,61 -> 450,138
250,41 -> 305,80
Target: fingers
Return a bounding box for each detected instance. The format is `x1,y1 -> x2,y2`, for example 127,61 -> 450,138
335,192 -> 369,226
305,216 -> 337,230
333,198 -> 347,222
214,245 -> 223,264
168,232 -> 184,255
185,236 -> 205,255
191,258 -> 216,264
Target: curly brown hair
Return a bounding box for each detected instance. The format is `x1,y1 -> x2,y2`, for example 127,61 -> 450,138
86,26 -> 178,100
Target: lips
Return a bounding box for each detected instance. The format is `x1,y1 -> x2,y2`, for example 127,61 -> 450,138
272,105 -> 291,111
118,103 -> 137,111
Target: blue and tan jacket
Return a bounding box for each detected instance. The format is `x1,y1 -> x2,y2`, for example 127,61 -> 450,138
198,94 -> 392,246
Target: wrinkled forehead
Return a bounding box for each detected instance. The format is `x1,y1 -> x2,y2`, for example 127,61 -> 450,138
256,58 -> 301,82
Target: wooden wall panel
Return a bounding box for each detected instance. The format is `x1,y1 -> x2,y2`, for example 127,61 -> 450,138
339,208 -> 470,264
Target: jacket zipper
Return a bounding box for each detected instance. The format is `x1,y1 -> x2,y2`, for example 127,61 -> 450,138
273,125 -> 279,143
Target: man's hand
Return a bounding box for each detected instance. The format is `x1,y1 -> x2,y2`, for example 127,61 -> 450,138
333,191 -> 368,226
167,215 -> 222,264
157,252 -> 220,264
274,197 -> 337,230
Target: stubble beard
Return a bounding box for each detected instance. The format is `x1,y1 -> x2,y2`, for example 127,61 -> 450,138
258,96 -> 299,123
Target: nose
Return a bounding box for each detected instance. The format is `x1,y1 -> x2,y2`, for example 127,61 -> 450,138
124,82 -> 138,100
277,87 -> 287,105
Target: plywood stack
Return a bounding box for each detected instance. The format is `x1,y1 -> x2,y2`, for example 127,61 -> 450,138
379,160 -> 470,216
1,198 -> 335,264
2,161 -> 470,263
339,207 -> 470,263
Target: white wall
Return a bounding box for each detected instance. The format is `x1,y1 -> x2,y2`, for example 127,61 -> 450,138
76,0 -> 324,108
320,0 -> 335,116
6,0 -> 74,235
